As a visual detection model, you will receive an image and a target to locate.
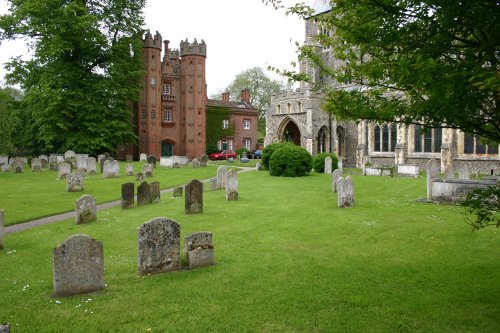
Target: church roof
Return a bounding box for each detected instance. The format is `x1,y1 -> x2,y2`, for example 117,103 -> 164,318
207,99 -> 257,112
311,0 -> 332,16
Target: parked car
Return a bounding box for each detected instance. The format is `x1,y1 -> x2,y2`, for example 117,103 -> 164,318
209,150 -> 237,160
246,149 -> 262,159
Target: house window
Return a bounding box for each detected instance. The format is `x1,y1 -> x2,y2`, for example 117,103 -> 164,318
414,126 -> 442,153
374,123 -> 397,152
150,77 -> 156,87
141,110 -> 146,120
163,108 -> 173,123
222,119 -> 229,129
163,83 -> 171,95
463,133 -> 498,155
243,119 -> 250,130
244,139 -> 251,150
150,110 -> 156,119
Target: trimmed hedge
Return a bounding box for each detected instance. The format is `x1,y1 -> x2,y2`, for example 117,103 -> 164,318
262,142 -> 295,170
269,145 -> 312,177
313,152 -> 339,173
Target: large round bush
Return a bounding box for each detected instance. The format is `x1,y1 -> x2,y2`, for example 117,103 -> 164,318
269,145 -> 313,177
313,152 -> 339,173
262,142 -> 295,170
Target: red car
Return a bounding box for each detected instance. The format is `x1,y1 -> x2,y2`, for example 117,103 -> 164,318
209,150 -> 237,160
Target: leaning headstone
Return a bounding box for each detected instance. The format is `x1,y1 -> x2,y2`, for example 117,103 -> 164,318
192,158 -> 201,168
75,195 -> 96,224
0,323 -> 10,333
135,172 -> 145,181
444,163 -> 455,180
64,150 -> 76,160
426,159 -> 441,201
458,163 -> 470,180
324,156 -> 332,174
331,169 -> 342,192
102,160 -> 120,178
58,162 -> 72,179
150,181 -> 161,204
147,155 -> 156,168
210,177 -> 217,191
31,158 -> 42,172
173,186 -> 183,197
126,154 -> 133,162
137,181 -> 150,206
52,234 -> 104,297
0,209 -> 4,250
139,153 -> 147,162
137,217 -> 181,275
200,154 -> 209,167
185,232 -> 215,269
185,179 -> 203,214
142,163 -> 153,178
225,170 -> 238,201
87,157 -> 97,175
121,183 -> 135,209
125,163 -> 134,176
66,173 -> 84,192
216,166 -> 227,190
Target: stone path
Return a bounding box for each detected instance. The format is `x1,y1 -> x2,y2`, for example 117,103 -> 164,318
5,167 -> 256,235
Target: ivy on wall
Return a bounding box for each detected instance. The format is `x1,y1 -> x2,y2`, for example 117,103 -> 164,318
206,105 -> 234,153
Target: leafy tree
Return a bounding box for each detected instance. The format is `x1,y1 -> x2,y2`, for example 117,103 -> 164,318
0,0 -> 146,155
267,0 -> 500,143
0,85 -> 21,154
462,185 -> 500,230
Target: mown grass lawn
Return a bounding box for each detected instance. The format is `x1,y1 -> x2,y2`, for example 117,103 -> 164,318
1,170 -> 499,332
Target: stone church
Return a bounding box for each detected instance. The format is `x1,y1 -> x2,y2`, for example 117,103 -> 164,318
265,1 -> 499,171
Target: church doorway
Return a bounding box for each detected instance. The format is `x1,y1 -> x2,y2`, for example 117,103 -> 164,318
317,126 -> 329,153
161,141 -> 173,157
280,120 -> 301,145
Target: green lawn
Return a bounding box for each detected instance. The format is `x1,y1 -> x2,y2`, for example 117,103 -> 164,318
1,170 -> 499,332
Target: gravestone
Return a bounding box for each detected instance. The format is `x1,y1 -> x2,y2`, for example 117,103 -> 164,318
458,163 -> 470,180
173,186 -> 183,197
150,181 -> 161,204
49,155 -> 59,171
185,179 -> 203,214
337,176 -> 355,208
216,166 -> 227,190
173,162 -> 181,168
0,155 -> 8,166
76,155 -> 88,172
426,159 -> 441,201
121,183 -> 135,209
210,177 -> 217,191
338,159 -> 343,172
324,156 -> 332,174
137,217 -> 181,275
39,155 -> 48,168
147,155 -> 156,168
12,157 -> 23,173
192,158 -> 200,168
66,173 -> 84,192
0,323 -> 9,332
52,234 -> 104,297
255,162 -> 261,171
0,209 -> 4,250
64,150 -> 76,160
75,195 -> 96,224
444,163 -> 455,180
31,158 -> 42,172
331,169 -> 342,192
139,153 -> 147,162
87,157 -> 97,175
126,154 -> 133,162
225,170 -> 238,201
135,172 -> 145,181
200,154 -> 208,167
102,160 -> 120,178
0,164 -> 8,172
185,232 -> 214,269
99,156 -> 108,173
125,163 -> 134,176
142,163 -> 153,178
137,181 -> 150,206
58,162 -> 72,179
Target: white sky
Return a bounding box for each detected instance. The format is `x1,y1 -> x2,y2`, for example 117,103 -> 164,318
0,0 -> 311,96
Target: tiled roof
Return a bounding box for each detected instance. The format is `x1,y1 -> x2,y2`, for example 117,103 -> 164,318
312,0 -> 331,16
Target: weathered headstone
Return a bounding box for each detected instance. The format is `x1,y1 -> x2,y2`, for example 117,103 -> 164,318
324,156 -> 332,174
64,150 -> 76,160
200,154 -> 208,167
142,163 -> 153,178
76,155 -> 88,172
87,157 -> 97,175
137,181 -> 150,206
58,162 -> 71,179
0,323 -> 10,333
12,157 -> 23,173
150,181 -> 161,204
210,177 -> 217,191
216,166 -> 227,190
458,163 -> 470,180
173,186 -> 183,197
126,154 -> 133,162
0,164 -> 8,172
49,155 -> 59,171
121,183 -> 135,209
426,159 -> 441,202
494,166 -> 500,176
331,169 -> 342,192
125,163 -> 134,176
338,159 -> 343,172
52,234 -> 104,297
225,169 -> 238,201
444,163 -> 455,180
337,176 -> 355,208
0,209 -> 4,250
102,160 -> 120,178
135,172 -> 145,181
147,155 -> 156,168
31,158 -> 42,172
75,195 -> 96,224
192,158 -> 201,168
66,173 -> 84,192
137,217 -> 181,275
139,153 -> 147,162
173,162 -> 181,168
185,232 -> 215,269
0,155 -> 8,166
185,179 -> 203,214
39,155 -> 48,168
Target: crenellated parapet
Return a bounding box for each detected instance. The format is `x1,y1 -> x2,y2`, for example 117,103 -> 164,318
143,30 -> 162,49
180,38 -> 206,57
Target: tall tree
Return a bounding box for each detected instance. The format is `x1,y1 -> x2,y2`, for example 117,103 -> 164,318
0,85 -> 21,154
269,0 -> 500,143
0,0 -> 146,154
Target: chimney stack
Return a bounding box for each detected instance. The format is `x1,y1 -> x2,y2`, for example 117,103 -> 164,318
240,89 -> 250,103
221,92 -> 230,101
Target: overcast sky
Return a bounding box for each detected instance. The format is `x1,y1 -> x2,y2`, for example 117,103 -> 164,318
0,0 -> 311,96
